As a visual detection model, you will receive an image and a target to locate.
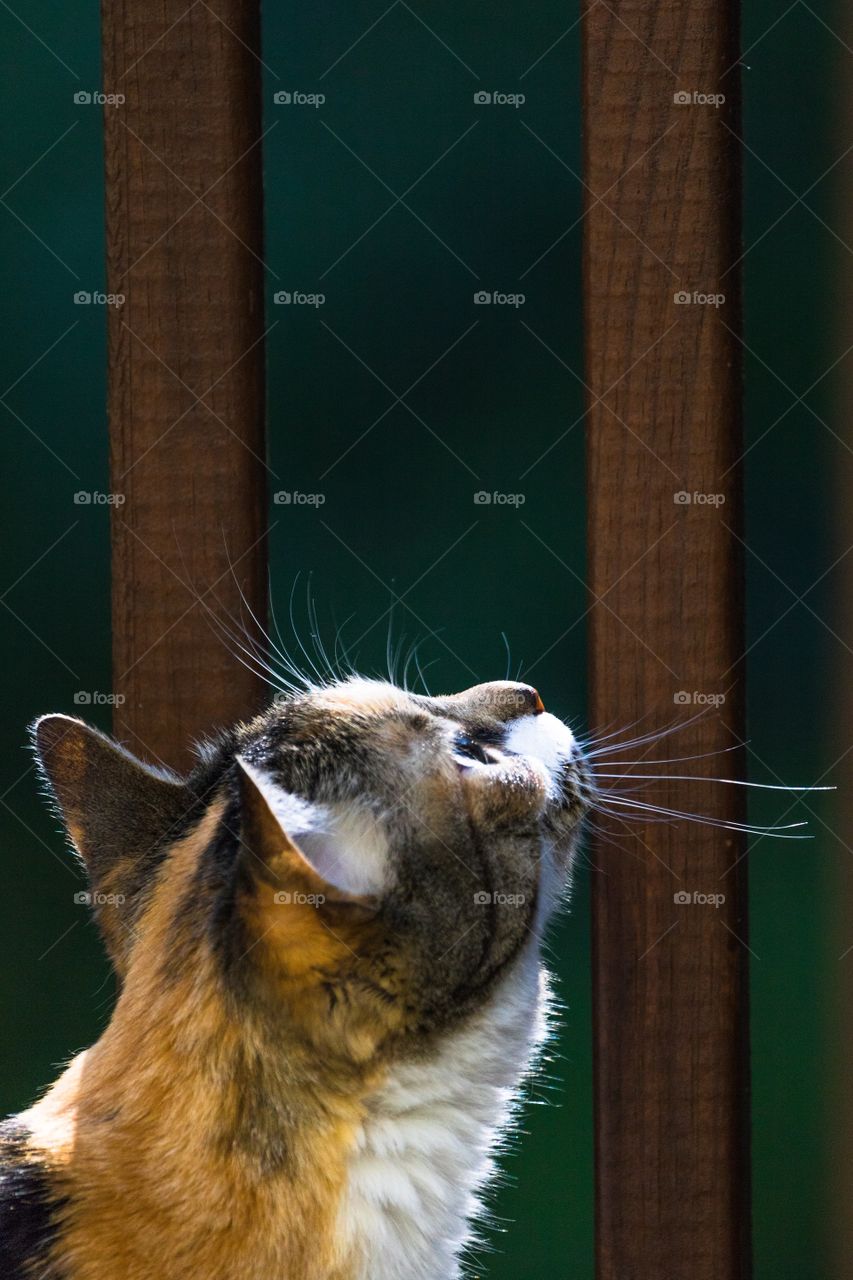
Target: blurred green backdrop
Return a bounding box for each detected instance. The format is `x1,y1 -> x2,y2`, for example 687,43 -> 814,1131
0,3 -> 845,1278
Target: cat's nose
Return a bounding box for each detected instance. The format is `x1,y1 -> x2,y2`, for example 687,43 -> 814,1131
455,681 -> 545,720
513,683 -> 546,715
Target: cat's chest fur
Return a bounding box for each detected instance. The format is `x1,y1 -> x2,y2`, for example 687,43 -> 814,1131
336,948 -> 549,1280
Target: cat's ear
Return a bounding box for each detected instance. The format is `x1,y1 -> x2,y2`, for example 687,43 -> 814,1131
235,758 -> 378,930
32,714 -> 194,970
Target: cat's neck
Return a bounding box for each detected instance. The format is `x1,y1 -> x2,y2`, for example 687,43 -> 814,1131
23,950 -> 547,1280
338,949 -> 548,1280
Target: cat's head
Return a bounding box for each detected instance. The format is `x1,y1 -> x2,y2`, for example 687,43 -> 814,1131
34,678 -> 591,1066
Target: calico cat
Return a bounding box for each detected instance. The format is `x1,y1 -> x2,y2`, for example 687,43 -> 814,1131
0,677 -> 591,1280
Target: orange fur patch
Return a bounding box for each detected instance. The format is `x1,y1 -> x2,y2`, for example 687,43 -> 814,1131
20,804 -> 380,1280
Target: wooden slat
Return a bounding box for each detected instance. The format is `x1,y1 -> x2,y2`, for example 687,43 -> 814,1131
583,3 -> 750,1277
102,0 -> 268,771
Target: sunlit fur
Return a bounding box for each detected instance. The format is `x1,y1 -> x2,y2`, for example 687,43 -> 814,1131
0,677 -> 591,1280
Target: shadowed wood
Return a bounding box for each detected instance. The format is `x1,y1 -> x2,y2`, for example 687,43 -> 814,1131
583,2 -> 750,1277
102,0 -> 268,772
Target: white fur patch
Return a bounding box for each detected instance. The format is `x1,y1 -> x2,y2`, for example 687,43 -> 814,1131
238,760 -> 389,896
299,809 -> 389,897
504,712 -> 575,794
336,941 -> 554,1280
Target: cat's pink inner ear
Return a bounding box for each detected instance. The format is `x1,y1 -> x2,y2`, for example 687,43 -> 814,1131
236,758 -> 381,910
237,758 -> 312,873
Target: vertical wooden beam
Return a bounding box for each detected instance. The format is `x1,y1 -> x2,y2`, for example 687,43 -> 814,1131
583,3 -> 749,1278
102,0 -> 267,771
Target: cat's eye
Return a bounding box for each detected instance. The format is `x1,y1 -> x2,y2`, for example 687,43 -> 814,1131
452,734 -> 496,766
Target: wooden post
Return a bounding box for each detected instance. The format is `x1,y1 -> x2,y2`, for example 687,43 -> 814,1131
583,3 -> 749,1278
102,1 -> 268,771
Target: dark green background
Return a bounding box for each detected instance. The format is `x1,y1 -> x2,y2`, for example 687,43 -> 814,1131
0,3 -> 846,1277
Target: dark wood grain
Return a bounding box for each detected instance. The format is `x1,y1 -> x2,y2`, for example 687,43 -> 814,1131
102,0 -> 268,772
583,2 -> 750,1276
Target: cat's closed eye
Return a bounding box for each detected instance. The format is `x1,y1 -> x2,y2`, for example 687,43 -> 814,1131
452,732 -> 498,766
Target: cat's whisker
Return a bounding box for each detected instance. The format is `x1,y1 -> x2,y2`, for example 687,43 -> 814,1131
306,576 -> 339,684
598,794 -> 811,838
220,537 -> 310,691
209,611 -> 300,696
590,804 -> 683,829
414,653 -> 438,697
591,743 -> 744,768
330,612 -> 360,682
585,708 -> 717,759
210,595 -> 311,697
269,574 -> 318,691
401,637 -> 423,693
288,574 -> 328,688
199,581 -> 298,689
385,609 -> 398,686
593,773 -> 834,793
501,631 -> 512,683
575,711 -> 654,750
171,539 -> 305,696
392,630 -> 410,691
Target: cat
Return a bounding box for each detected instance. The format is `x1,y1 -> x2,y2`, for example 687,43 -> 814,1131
0,676 -> 591,1280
